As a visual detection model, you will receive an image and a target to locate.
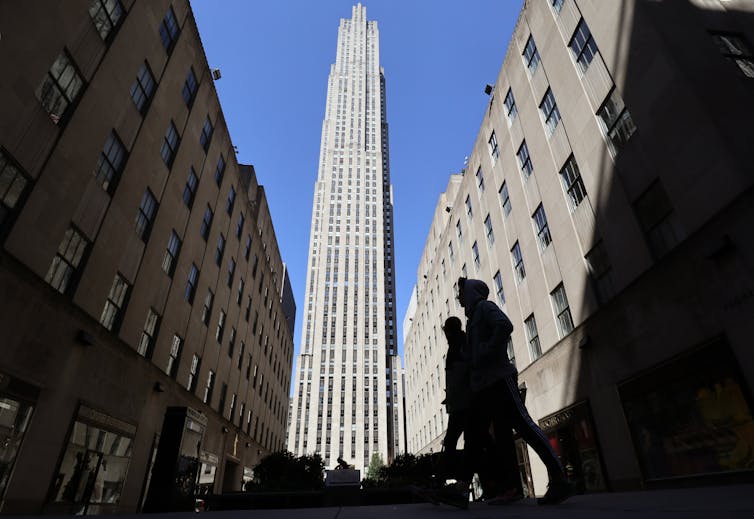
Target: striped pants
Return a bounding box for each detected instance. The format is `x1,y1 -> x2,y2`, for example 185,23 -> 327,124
469,374 -> 564,492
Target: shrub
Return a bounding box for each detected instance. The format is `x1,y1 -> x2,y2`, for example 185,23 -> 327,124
249,451 -> 324,491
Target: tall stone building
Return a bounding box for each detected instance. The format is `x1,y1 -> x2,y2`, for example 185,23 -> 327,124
404,0 -> 754,496
287,4 -> 404,473
0,0 -> 293,513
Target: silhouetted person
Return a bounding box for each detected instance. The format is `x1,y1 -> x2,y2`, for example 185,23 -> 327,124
441,316 -> 469,454
458,277 -> 573,505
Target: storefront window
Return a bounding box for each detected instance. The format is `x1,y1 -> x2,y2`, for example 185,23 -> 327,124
539,401 -> 607,493
51,407 -> 134,515
620,339 -> 754,482
0,396 -> 34,499
197,452 -> 218,495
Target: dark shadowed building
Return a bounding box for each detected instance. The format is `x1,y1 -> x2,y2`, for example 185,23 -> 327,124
0,0 -> 293,513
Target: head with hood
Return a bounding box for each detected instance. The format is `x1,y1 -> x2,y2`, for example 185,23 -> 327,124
457,277 -> 489,316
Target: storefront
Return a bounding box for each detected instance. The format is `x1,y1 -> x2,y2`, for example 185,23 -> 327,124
0,372 -> 37,507
539,401 -> 608,493
619,337 -> 754,484
48,405 -> 136,515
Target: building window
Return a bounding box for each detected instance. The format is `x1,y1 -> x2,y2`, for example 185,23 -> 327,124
89,0 -> 125,41
493,270 -> 505,306
559,155 -> 587,210
585,241 -> 615,304
238,341 -> 245,369
228,327 -> 236,357
218,383 -> 227,414
183,167 -> 198,208
244,234 -> 252,260
159,6 -> 180,52
135,189 -> 157,242
166,334 -> 182,378
484,214 -> 494,246
476,167 -> 485,193
551,283 -> 574,338
504,88 -> 517,120
532,204 -> 552,250
511,241 -> 525,283
472,241 -> 480,270
162,230 -> 181,277
551,0 -> 565,13
710,32 -> 754,78
523,35 -> 541,75
524,314 -> 542,360
227,257 -> 236,287
456,219 -> 463,243
100,273 -> 130,332
633,180 -> 681,259
499,182 -> 512,217
185,263 -> 199,303
94,131 -> 127,194
569,19 -> 599,72
226,186 -> 236,214
36,51 -> 84,125
517,141 -> 533,178
201,289 -> 214,325
597,88 -> 636,155
187,354 -> 200,392
137,309 -> 160,358
182,68 -> 198,107
237,279 -> 245,305
200,205 -> 213,240
45,226 -> 89,295
539,87 -> 561,134
161,121 -> 180,167
216,310 -> 226,343
200,116 -> 213,151
215,233 -> 225,265
130,61 -> 156,114
0,150 -> 32,233
488,132 -> 499,162
214,155 -> 226,185
236,213 -> 245,238
203,370 -> 215,405
465,195 -> 473,220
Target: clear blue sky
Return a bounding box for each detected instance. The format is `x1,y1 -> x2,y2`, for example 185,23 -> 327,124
191,0 -> 523,366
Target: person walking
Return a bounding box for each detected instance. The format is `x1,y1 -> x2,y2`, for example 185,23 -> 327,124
440,316 -> 506,503
458,276 -> 574,505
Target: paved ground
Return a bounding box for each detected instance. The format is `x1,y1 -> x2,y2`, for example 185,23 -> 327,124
16,484 -> 754,518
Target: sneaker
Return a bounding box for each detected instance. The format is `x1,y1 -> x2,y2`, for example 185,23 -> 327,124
537,480 -> 575,505
486,488 -> 523,505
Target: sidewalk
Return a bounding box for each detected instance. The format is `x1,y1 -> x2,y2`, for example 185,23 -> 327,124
20,484 -> 754,518
212,484 -> 753,518
204,484 -> 754,518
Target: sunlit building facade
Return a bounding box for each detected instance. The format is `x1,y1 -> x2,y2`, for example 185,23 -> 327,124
287,4 -> 404,473
404,0 -> 754,496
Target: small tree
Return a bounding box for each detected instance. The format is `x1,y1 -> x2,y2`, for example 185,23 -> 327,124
366,452 -> 385,481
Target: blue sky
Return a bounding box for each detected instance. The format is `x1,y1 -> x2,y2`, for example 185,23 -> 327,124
191,0 -> 523,364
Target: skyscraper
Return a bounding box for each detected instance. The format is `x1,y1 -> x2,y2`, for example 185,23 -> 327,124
287,3 -> 404,472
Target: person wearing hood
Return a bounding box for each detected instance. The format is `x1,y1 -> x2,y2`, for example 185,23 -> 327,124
458,277 -> 573,505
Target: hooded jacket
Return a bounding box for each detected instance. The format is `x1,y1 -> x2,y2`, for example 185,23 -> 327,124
463,279 -> 516,392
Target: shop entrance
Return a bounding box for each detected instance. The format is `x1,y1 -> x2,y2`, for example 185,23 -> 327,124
222,458 -> 241,492
539,401 -> 608,494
